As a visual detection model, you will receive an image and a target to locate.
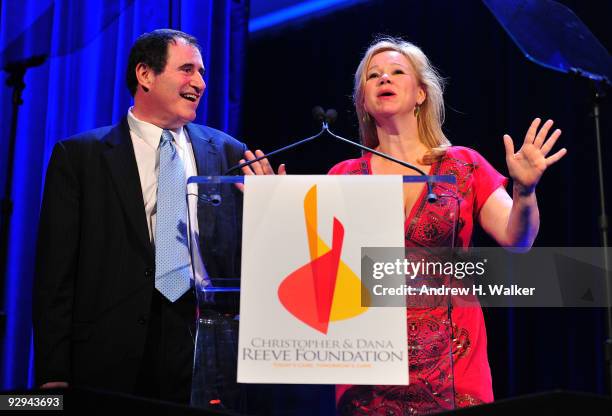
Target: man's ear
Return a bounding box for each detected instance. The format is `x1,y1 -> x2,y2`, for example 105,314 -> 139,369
135,63 -> 154,93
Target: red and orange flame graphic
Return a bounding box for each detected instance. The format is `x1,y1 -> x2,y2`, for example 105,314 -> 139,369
277,185 -> 370,334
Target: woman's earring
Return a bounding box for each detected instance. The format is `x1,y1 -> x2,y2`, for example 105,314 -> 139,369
362,113 -> 370,123
414,104 -> 421,117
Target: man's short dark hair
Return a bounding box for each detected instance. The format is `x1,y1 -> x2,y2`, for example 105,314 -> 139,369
126,29 -> 201,96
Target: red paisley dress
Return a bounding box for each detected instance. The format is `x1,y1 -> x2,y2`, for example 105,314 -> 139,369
329,146 -> 507,415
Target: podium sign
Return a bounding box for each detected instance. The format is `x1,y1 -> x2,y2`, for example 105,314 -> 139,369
237,175 -> 408,385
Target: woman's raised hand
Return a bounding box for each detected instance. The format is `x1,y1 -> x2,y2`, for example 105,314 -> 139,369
503,118 -> 567,194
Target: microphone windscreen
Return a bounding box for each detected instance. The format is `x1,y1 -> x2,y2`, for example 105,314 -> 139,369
312,106 -> 325,122
325,109 -> 338,124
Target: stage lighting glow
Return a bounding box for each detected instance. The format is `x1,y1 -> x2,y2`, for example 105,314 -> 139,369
249,0 -> 369,33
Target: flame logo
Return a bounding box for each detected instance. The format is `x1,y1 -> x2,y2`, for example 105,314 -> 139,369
277,185 -> 370,334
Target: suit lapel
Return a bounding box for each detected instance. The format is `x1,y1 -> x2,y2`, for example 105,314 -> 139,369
102,118 -> 154,262
186,124 -> 220,241
187,124 -> 219,176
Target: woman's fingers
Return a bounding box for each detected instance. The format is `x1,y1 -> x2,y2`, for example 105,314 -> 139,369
524,118 -> 541,145
545,148 -> 567,166
503,134 -> 515,159
540,128 -> 562,156
533,119 -> 554,148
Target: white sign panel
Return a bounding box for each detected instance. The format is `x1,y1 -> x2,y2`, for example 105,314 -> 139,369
238,175 -> 407,385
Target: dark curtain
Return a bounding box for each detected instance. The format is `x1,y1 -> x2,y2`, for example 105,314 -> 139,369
0,0 -> 249,390
244,0 -> 611,406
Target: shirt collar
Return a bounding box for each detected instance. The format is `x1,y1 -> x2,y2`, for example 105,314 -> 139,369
127,107 -> 187,149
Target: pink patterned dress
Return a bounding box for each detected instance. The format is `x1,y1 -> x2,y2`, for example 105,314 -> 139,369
329,146 -> 507,415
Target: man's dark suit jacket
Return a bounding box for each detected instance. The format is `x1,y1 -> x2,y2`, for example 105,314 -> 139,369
33,117 -> 245,393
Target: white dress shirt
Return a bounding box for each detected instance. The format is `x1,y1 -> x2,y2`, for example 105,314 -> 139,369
127,108 -> 207,287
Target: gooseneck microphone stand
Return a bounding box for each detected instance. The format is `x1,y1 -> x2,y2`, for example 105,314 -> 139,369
225,106 -> 438,203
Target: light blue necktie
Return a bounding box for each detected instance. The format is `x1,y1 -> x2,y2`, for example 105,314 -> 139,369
155,129 -> 192,302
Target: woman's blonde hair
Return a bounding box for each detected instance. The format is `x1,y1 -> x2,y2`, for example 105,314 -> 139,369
354,37 -> 450,163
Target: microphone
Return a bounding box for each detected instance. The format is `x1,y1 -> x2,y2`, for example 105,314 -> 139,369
223,108 -> 330,175
312,106 -> 325,122
224,106 -> 438,203
316,107 -> 437,203
311,107 -> 337,125
325,109 -> 337,125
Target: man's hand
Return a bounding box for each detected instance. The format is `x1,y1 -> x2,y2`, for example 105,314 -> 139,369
236,149 -> 286,192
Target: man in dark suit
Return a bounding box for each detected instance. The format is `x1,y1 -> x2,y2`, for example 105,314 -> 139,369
32,29 -> 263,404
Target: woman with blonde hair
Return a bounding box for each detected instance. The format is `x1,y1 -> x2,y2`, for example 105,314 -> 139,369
330,37 -> 566,414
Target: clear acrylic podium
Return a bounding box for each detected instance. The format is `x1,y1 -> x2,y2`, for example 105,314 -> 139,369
189,277 -> 241,410
186,175 -> 460,415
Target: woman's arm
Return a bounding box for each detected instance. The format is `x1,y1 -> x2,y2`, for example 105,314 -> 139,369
478,118 -> 566,249
479,186 -> 539,249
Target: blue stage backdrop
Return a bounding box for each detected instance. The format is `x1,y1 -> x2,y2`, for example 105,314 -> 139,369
0,0 -> 248,390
